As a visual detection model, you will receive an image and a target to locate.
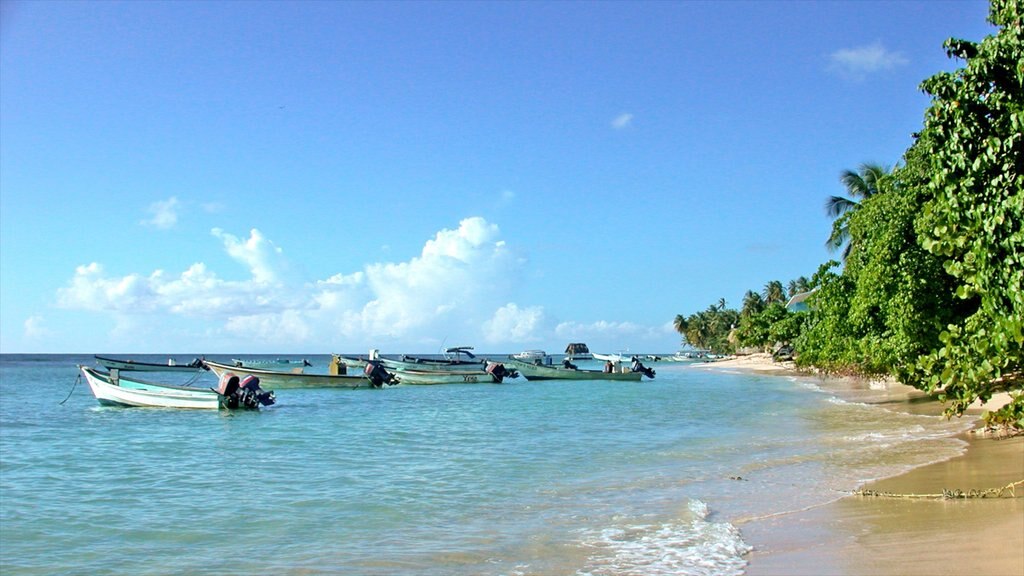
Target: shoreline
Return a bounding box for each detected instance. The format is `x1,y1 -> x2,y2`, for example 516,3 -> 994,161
694,353 -> 1024,576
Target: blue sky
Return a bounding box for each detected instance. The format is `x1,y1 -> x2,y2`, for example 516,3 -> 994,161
0,0 -> 993,354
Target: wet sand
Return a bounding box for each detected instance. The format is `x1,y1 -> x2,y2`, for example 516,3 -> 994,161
698,354 -> 1024,576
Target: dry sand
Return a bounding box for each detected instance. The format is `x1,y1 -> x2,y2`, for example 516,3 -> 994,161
697,354 -> 1024,576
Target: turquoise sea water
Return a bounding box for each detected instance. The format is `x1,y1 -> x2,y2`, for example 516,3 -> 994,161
0,354 -> 972,575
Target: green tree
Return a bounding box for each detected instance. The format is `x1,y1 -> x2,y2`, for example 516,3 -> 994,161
825,163 -> 892,260
903,0 -> 1023,422
762,280 -> 786,305
741,290 -> 765,318
787,276 -> 810,297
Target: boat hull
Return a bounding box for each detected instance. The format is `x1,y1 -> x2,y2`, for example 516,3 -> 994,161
392,368 -> 501,385
95,355 -> 206,372
504,359 -> 643,382
204,360 -> 374,389
80,366 -> 221,409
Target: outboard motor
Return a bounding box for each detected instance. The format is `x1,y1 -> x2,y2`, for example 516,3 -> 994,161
630,358 -> 656,379
364,361 -> 399,388
485,362 -> 517,383
216,372 -> 276,409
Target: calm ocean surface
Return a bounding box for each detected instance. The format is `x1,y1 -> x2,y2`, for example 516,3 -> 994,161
0,354 -> 972,575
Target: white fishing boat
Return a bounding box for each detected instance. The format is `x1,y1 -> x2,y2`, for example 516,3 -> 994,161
79,366 -> 274,410
592,352 -> 631,364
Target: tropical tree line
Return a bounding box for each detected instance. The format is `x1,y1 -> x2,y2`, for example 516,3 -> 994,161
674,0 -> 1022,428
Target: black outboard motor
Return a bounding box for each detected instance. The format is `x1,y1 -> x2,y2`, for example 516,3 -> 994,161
364,361 -> 399,388
485,362 -> 517,383
630,357 -> 656,379
216,373 -> 276,409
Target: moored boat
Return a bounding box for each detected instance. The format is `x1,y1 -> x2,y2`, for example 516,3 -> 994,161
339,348 -> 488,373
78,365 -> 274,409
95,355 -> 207,372
392,362 -> 516,385
505,357 -> 645,381
231,358 -> 312,368
512,349 -> 547,362
204,358 -> 397,389
592,352 -> 630,364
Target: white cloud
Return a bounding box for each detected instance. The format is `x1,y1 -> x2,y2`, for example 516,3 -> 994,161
611,113 -> 634,129
57,217 -> 527,350
140,197 -> 181,229
23,315 -> 52,339
211,228 -> 289,284
828,42 -> 908,80
483,303 -> 546,344
54,216 -> 676,352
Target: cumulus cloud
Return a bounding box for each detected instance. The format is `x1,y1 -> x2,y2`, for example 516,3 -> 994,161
828,41 -> 908,80
611,113 -> 634,129
140,197 -> 181,229
211,228 -> 289,284
483,303 -> 546,344
56,217 -> 530,350
54,215 -> 675,351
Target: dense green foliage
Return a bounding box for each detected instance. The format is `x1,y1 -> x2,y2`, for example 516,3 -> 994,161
674,0 -> 1022,427
902,0 -> 1024,421
673,301 -> 738,354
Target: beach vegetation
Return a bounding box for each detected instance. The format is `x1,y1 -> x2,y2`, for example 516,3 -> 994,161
673,300 -> 739,354
899,0 -> 1023,423
797,0 -> 1022,425
676,0 -> 1021,427
825,163 -> 892,261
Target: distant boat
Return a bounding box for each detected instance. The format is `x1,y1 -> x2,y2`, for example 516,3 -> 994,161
203,359 -> 397,389
504,358 -> 644,381
95,355 -> 206,372
564,343 -> 593,361
231,358 -> 312,368
511,349 -> 547,362
338,348 -> 487,373
592,352 -> 630,364
79,365 -> 274,410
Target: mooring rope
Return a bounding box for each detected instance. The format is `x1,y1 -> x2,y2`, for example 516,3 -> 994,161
59,374 -> 81,405
853,479 -> 1024,499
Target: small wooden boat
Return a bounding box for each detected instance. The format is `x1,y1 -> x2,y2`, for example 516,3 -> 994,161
204,359 -> 397,389
504,358 -> 644,382
95,355 -> 207,372
392,362 -> 516,385
79,366 -> 274,410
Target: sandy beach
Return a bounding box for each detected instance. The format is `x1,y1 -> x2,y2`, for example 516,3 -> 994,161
697,354 -> 1024,576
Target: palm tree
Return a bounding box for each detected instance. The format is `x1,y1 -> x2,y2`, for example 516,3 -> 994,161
741,290 -> 764,318
673,314 -> 689,343
763,280 -> 786,305
826,163 -> 890,260
787,276 -> 810,297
